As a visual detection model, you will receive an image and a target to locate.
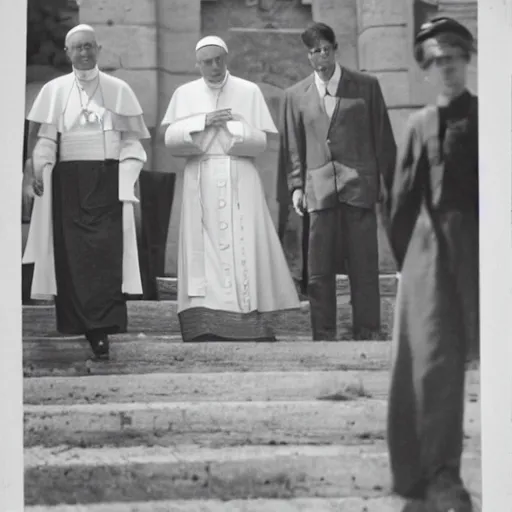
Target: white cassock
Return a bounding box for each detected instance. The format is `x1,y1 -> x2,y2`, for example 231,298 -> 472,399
23,67 -> 150,301
161,72 -> 300,341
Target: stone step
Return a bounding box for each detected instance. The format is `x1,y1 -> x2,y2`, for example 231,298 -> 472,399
23,338 -> 480,378
23,297 -> 396,339
24,494 -> 482,512
23,369 -> 480,405
157,274 -> 398,300
24,399 -> 481,449
23,444 -> 481,508
23,340 -> 395,377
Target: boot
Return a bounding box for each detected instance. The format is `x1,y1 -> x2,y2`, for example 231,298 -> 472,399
85,330 -> 110,360
425,470 -> 473,512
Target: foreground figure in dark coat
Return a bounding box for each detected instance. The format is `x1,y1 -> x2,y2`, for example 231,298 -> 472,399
384,17 -> 479,512
279,22 -> 396,340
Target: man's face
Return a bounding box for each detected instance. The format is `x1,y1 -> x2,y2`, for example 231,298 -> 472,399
427,43 -> 468,94
66,31 -> 101,70
307,38 -> 337,74
196,45 -> 228,84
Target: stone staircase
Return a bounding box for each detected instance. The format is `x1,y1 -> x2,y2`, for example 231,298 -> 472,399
22,276 -> 482,511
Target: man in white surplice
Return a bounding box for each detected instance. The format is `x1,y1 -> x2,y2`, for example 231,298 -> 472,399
23,25 -> 150,359
161,36 -> 300,342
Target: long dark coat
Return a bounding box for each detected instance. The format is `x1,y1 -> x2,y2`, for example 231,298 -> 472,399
384,90 -> 479,496
384,90 -> 479,360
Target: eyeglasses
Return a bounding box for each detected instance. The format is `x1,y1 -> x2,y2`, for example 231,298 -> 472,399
308,45 -> 335,57
69,42 -> 97,53
197,56 -> 226,67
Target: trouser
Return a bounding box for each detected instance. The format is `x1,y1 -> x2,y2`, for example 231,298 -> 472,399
307,203 -> 380,340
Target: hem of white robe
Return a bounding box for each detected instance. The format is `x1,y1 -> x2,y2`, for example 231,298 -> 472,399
177,306 -> 278,342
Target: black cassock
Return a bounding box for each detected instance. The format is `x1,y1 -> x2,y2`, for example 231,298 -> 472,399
52,159 -> 127,336
383,90 -> 479,498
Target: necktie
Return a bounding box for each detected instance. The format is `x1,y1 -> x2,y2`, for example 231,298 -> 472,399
323,87 -> 336,118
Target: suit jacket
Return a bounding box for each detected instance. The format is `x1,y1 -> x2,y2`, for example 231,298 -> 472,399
276,67 -> 396,288
279,66 -> 396,211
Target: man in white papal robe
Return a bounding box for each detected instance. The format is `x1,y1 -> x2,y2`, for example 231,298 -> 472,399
23,24 -> 150,359
161,36 -> 300,342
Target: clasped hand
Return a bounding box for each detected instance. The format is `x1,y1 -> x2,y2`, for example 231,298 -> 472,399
205,108 -> 233,127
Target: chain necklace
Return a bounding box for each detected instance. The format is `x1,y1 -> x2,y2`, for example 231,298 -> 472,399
75,76 -> 101,126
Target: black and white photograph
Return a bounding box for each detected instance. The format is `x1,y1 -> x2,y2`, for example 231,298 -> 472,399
1,0 -> 511,511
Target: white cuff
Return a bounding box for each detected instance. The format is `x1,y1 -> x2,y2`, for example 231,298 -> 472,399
32,137 -> 57,175
119,158 -> 143,203
225,120 -> 244,141
184,114 -> 207,142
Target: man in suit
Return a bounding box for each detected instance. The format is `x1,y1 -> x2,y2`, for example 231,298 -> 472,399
279,22 -> 397,340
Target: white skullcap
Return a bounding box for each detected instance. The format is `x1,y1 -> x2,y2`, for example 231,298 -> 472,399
65,24 -> 96,47
195,35 -> 228,54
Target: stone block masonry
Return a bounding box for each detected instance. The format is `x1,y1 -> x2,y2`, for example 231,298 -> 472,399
79,0 -> 156,25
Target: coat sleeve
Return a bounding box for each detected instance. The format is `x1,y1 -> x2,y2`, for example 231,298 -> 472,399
369,79 -> 397,202
281,89 -> 306,194
384,114 -> 426,270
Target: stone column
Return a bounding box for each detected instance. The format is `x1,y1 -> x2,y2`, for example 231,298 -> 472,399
357,0 -> 414,141
154,0 -> 201,276
356,0 -> 411,272
312,0 -> 359,69
1,1 -> 25,509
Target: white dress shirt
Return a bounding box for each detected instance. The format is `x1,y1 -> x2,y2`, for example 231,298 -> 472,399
314,63 -> 342,118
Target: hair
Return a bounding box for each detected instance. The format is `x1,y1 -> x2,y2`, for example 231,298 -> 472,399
301,22 -> 336,49
414,31 -> 475,69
